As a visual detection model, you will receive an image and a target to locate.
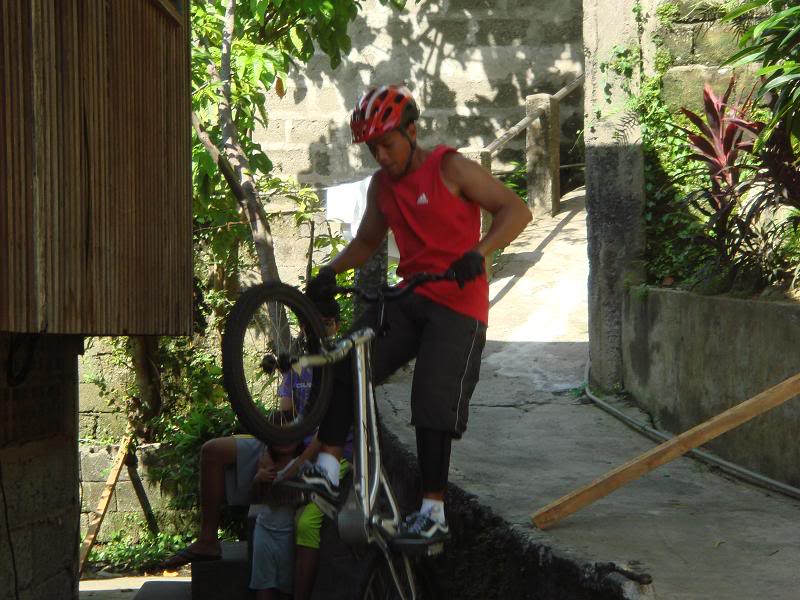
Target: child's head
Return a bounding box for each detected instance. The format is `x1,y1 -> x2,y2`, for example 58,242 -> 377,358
265,412 -> 303,460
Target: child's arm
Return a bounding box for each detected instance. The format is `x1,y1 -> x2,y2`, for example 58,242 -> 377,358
282,434 -> 322,480
250,447 -> 277,503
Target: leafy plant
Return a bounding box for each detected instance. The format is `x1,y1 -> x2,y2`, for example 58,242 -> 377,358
677,80 -> 763,266
89,529 -> 194,572
724,1 -> 800,142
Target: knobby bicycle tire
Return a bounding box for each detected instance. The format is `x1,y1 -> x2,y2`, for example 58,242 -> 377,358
354,548 -> 441,600
222,282 -> 333,444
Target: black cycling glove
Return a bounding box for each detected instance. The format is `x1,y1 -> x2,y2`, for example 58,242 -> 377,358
448,251 -> 485,289
306,266 -> 337,301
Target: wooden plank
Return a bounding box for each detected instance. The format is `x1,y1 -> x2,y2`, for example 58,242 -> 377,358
78,434 -> 132,574
532,373 -> 800,530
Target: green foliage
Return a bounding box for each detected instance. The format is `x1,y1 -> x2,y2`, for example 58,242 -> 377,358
600,44 -> 637,95
724,1 -> 800,144
499,161 -> 529,204
89,529 -> 193,572
656,2 -> 681,27
148,392 -> 239,510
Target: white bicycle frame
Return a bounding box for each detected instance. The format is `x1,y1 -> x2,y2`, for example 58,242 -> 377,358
296,326 -> 428,600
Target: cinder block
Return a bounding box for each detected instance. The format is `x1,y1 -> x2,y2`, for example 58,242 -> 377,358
81,481 -> 113,513
94,413 -> 128,441
80,447 -> 114,482
693,24 -> 739,66
256,119 -> 286,145
475,18 -> 530,46
528,17 -> 582,45
312,87 -> 346,113
289,119 -> 333,144
79,382 -> 115,413
270,150 -> 314,175
311,150 -> 332,177
661,65 -> 760,113
79,414 -> 98,440
660,23 -> 696,66
424,17 -> 470,45
447,0 -> 499,11
114,479 -> 164,512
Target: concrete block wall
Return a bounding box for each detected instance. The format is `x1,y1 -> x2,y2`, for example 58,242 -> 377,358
259,0 -> 584,187
622,288 -> 800,487
77,340 -> 129,444
78,443 -> 188,543
0,333 -> 82,600
655,1 -> 758,113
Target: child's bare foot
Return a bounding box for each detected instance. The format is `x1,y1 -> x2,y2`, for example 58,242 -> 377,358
161,539 -> 221,569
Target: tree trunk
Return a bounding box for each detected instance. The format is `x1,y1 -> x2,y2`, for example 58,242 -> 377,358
129,336 -> 162,441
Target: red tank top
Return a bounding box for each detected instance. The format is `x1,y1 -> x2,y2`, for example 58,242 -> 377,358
377,145 -> 489,324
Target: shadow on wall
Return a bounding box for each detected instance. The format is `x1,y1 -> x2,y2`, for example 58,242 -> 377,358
277,0 -> 584,186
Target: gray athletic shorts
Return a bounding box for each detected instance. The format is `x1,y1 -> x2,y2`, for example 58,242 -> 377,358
249,522 -> 294,592
224,436 -> 264,506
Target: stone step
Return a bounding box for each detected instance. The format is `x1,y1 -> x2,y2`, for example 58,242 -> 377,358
133,580 -> 191,600
191,541 -> 252,600
185,518 -> 365,599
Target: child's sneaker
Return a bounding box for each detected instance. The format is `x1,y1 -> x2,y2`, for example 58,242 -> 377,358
392,510 -> 450,551
275,461 -> 340,502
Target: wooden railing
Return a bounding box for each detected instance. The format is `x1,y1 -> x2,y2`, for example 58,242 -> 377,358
461,75 -> 584,218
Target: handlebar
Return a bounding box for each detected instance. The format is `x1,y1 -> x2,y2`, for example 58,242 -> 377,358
334,271 -> 453,303
293,272 -> 454,371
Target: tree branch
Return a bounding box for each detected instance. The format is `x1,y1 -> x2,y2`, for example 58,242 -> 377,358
193,1 -> 281,283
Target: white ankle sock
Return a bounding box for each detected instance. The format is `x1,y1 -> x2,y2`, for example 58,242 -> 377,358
316,452 -> 340,486
420,498 -> 445,524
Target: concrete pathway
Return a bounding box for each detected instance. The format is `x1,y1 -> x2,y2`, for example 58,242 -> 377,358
80,576 -> 190,600
378,190 -> 800,599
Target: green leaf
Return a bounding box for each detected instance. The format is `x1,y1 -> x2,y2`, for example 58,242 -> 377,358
762,73 -> 800,93
722,0 -> 769,22
290,26 -> 304,53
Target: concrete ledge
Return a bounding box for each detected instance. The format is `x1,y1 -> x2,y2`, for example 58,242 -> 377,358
380,427 -> 654,600
622,287 -> 800,487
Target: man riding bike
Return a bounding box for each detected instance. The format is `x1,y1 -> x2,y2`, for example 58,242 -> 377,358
283,84 -> 531,549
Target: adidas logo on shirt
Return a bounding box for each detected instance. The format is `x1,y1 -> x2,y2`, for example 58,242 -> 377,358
416,193 -> 428,205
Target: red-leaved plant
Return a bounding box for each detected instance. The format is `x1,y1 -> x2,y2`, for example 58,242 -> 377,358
677,79 -> 763,266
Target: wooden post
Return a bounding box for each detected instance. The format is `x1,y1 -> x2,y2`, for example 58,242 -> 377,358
459,147 -> 494,279
527,94 -> 561,217
532,373 -> 800,530
78,434 -> 132,574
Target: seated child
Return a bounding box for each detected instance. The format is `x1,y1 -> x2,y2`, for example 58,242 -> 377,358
249,438 -> 303,600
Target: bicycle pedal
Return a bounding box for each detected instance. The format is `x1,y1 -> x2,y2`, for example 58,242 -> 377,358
426,542 -> 445,557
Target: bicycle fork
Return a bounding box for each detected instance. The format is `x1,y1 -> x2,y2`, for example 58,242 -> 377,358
336,329 -> 421,600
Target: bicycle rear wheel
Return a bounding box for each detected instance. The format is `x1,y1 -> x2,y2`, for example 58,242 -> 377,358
355,549 -> 441,600
222,282 -> 333,444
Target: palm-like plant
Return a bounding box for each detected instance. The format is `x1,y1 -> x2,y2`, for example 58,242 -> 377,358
724,1 -> 800,141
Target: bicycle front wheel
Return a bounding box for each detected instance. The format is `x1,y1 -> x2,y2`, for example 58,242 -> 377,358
355,549 -> 441,600
222,282 -> 333,444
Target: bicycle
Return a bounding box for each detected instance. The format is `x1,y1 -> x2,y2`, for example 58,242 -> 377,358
222,273 -> 450,599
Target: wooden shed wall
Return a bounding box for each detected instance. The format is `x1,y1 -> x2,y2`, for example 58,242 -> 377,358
1,0 -> 192,335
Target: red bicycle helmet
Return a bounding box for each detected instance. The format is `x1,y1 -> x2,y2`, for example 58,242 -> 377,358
350,85 -> 420,144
